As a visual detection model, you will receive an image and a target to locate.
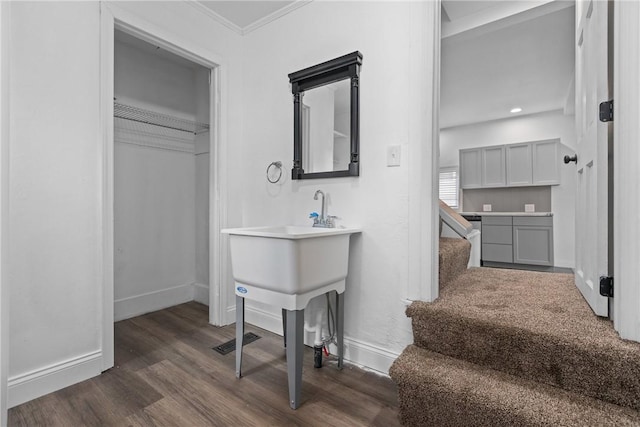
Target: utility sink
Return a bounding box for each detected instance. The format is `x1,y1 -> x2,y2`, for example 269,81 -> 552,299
222,225 -> 361,409
222,225 -> 361,308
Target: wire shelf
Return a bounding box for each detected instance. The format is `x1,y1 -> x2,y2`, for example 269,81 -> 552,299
114,102 -> 210,135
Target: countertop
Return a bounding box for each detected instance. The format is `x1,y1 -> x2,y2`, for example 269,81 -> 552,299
460,212 -> 553,217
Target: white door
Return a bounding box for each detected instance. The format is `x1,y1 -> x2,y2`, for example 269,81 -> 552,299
573,0 -> 611,316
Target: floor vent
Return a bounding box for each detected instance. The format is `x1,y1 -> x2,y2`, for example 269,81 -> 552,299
212,332 -> 261,355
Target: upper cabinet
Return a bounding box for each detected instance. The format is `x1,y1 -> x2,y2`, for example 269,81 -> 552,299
460,139 -> 560,189
532,140 -> 560,185
481,145 -> 506,187
460,148 -> 482,188
506,143 -> 533,186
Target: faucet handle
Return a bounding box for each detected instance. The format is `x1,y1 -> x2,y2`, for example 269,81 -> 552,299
326,215 -> 338,228
309,212 -> 320,226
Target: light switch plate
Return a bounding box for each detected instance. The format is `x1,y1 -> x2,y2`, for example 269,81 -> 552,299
387,145 -> 401,167
483,204 -> 492,212
525,204 -> 535,212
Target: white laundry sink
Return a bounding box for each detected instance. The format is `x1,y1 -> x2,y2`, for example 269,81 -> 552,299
221,225 -> 360,308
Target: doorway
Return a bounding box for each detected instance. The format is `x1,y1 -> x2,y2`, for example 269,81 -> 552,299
112,31 -> 211,322
100,4 -> 229,371
438,2 -> 577,273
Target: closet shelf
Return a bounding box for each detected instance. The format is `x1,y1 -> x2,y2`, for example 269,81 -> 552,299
114,102 -> 210,135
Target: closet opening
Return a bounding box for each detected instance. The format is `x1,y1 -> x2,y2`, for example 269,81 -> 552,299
112,30 -> 213,326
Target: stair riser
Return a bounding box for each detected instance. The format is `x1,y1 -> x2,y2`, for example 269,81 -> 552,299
411,311 -> 640,412
390,345 -> 640,427
396,387 -> 534,427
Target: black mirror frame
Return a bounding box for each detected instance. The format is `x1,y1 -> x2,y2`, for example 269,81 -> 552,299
288,51 -> 363,180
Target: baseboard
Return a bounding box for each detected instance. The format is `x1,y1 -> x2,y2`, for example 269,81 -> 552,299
114,283 -> 195,321
341,336 -> 400,375
228,304 -> 284,335
7,350 -> 102,408
233,304 -> 400,374
193,283 -> 209,306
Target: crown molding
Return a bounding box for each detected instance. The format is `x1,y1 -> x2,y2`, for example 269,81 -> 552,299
242,0 -> 313,35
187,0 -> 313,36
184,1 -> 243,35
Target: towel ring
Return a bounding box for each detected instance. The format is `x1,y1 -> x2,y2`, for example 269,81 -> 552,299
266,161 -> 283,184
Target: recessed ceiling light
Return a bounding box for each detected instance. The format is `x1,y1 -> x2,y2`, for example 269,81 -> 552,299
510,107 -> 522,113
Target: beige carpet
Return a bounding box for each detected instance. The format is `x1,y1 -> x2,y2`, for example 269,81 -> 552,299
438,237 -> 471,290
391,267 -> 640,425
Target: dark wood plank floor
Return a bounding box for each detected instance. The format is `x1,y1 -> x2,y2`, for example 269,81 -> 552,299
8,302 -> 400,426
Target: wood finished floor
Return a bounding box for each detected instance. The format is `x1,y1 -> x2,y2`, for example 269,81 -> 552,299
8,302 -> 400,426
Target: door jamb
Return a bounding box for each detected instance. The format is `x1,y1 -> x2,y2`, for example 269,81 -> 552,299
0,2 -> 10,423
99,3 -> 229,371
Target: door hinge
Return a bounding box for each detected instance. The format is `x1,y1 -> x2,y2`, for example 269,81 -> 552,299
599,276 -> 614,297
599,100 -> 613,122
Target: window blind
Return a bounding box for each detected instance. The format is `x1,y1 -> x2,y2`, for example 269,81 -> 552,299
439,167 -> 459,209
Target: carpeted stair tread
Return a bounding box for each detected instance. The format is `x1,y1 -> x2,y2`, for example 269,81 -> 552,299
389,345 -> 640,427
408,267 -> 640,411
438,237 -> 471,290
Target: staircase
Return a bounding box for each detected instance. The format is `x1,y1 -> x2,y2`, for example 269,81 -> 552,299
390,242 -> 640,426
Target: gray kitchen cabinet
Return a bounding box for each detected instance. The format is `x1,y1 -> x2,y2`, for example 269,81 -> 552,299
481,146 -> 506,187
532,140 -> 560,185
506,143 -> 533,186
459,148 -> 482,189
482,216 -> 513,263
512,217 -> 554,266
459,139 -> 559,190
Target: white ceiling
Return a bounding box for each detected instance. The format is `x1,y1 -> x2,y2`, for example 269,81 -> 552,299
440,1 -> 575,128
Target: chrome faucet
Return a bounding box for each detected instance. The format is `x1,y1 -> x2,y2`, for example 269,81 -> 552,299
311,190 -> 336,228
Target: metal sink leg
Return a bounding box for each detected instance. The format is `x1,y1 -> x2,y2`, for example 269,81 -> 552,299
285,308 -> 304,409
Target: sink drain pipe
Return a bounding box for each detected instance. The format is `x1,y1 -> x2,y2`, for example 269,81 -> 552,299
305,310 -> 325,368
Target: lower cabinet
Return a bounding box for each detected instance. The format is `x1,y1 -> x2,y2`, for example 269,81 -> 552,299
512,217 -> 554,266
481,216 -> 553,267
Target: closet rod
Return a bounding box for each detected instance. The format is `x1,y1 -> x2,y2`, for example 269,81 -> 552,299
114,102 -> 210,135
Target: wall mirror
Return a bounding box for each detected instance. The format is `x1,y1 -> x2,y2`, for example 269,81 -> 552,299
289,51 -> 362,179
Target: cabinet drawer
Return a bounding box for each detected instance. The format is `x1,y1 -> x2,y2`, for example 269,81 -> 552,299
513,216 -> 553,227
481,216 -> 513,226
482,243 -> 513,263
482,225 -> 512,244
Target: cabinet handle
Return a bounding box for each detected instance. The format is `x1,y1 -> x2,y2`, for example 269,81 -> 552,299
563,154 -> 577,164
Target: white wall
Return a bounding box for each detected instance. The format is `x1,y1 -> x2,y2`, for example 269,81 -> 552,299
238,1 -> 434,372
440,110 -> 577,268
6,0 -> 242,407
114,144 -> 196,318
8,2 -> 103,407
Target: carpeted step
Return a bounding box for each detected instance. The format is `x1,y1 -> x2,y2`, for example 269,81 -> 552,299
389,345 -> 640,427
439,237 -> 471,290
408,267 -> 640,412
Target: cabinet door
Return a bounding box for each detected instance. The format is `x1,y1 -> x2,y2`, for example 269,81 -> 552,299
481,146 -> 506,187
460,148 -> 482,189
532,140 -> 560,185
506,143 -> 533,186
513,225 -> 554,266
